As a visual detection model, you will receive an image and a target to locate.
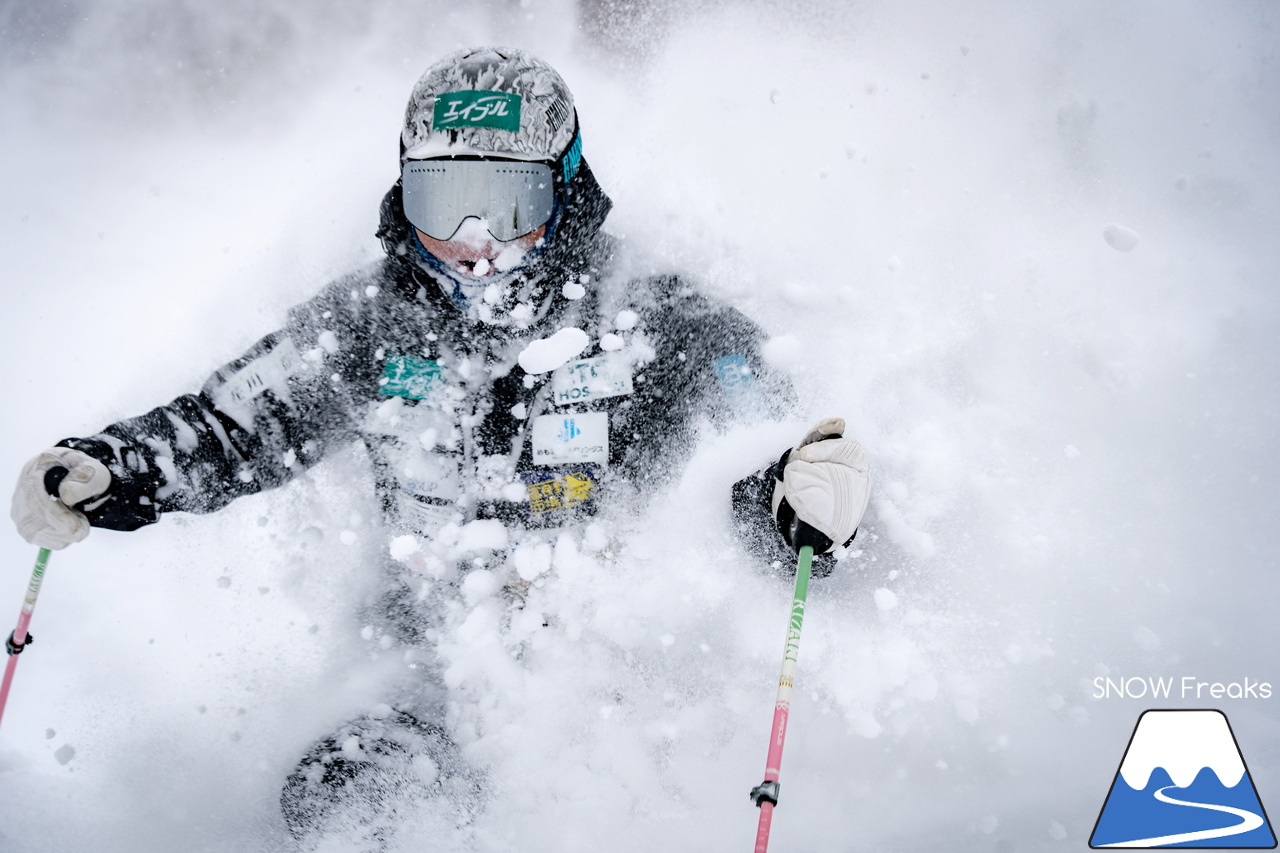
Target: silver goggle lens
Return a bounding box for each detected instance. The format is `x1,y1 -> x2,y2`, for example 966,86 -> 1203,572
401,160 -> 555,242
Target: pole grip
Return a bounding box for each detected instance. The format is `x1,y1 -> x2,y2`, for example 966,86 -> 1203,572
43,466 -> 70,498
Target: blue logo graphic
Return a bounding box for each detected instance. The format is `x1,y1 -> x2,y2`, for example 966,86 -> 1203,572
1091,710 -> 1276,848
712,354 -> 768,421
557,418 -> 580,443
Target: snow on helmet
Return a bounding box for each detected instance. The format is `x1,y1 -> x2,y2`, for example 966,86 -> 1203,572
401,46 -> 580,170
397,48 -> 589,323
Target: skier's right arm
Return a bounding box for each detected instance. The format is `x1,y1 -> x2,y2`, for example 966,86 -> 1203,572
10,293 -> 365,549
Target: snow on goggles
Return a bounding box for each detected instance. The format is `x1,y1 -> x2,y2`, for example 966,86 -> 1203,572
401,159 -> 556,242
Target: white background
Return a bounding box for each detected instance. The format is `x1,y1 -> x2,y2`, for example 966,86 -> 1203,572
1,1 -> 1278,850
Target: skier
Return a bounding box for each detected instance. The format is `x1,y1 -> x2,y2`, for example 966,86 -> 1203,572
9,47 -> 871,847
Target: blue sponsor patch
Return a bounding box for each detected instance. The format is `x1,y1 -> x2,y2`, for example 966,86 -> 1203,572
562,131 -> 582,183
713,354 -> 767,421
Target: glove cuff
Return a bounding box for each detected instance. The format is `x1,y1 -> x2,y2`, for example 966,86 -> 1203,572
56,437 -> 163,531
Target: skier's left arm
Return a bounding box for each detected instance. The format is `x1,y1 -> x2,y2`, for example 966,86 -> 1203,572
687,305 -> 871,575
609,277 -> 869,574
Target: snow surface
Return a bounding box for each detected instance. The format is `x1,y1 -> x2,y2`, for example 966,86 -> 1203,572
2,1 -> 1279,852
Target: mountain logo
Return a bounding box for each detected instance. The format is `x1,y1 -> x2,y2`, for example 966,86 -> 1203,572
1090,709 -> 1276,848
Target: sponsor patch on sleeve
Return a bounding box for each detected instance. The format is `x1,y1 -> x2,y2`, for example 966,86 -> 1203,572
208,338 -> 300,422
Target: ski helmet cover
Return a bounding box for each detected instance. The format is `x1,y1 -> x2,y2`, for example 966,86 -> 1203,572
397,48 -> 588,320
401,46 -> 579,165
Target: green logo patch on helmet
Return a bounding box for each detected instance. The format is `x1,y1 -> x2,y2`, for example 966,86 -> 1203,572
433,90 -> 522,133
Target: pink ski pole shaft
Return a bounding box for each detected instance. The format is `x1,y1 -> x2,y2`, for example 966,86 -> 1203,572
0,548 -> 52,730
750,544 -> 814,853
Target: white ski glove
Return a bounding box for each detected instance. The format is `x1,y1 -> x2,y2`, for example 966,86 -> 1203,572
10,447 -> 112,550
771,417 -> 871,554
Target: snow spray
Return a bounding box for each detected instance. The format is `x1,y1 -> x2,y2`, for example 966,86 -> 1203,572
0,548 -> 52,730
750,544 -> 814,852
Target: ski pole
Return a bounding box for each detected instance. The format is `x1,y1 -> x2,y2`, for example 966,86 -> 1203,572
0,548 -> 52,730
749,543 -> 814,853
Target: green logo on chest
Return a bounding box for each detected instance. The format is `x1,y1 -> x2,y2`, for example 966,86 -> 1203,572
433,90 -> 522,133
380,356 -> 443,401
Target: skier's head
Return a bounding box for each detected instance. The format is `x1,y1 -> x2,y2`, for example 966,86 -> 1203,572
398,47 -> 584,319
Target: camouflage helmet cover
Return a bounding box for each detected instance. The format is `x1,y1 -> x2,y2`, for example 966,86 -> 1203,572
401,46 -> 577,163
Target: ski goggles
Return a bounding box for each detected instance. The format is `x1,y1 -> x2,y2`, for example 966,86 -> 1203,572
401,159 -> 556,242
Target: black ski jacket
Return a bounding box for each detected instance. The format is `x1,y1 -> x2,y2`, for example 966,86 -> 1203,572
57,160 -> 812,570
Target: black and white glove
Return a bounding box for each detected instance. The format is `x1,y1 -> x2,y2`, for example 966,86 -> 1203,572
10,448 -> 113,550
770,417 -> 871,554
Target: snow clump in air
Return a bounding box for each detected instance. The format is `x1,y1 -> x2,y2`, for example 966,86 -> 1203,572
1103,223 -> 1140,252
874,587 -> 900,611
454,519 -> 509,554
762,334 -> 804,370
493,245 -> 527,272
389,535 -> 421,561
517,327 -> 590,373
1132,625 -> 1161,651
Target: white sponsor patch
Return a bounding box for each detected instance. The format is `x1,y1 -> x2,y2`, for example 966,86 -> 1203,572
397,452 -> 462,504
209,339 -> 300,424
360,395 -> 454,439
531,412 -> 609,466
550,353 -> 633,406
394,494 -> 456,537
390,445 -> 462,536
